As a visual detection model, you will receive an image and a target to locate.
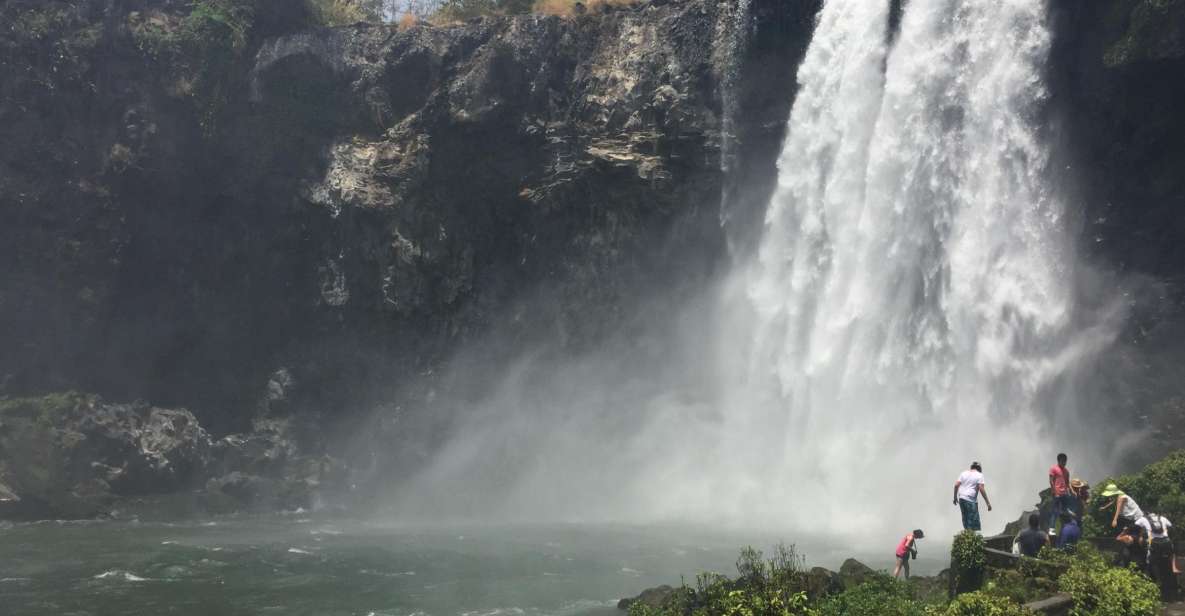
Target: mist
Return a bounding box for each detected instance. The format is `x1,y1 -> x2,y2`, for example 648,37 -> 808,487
367,0 -> 1145,549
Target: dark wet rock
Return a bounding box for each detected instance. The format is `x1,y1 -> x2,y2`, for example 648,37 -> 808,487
1000,510 -> 1042,540
805,566 -> 843,596
838,558 -> 876,588
0,391 -> 348,519
203,471 -> 314,511
1048,0 -> 1185,466
617,584 -> 675,611
0,393 -> 214,518
0,0 -> 820,449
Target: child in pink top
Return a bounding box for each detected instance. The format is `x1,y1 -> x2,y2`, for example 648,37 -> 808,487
893,529 -> 924,578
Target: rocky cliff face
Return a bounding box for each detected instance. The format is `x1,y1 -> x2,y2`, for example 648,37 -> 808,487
1,0 -> 1184,517
2,0 -> 805,424
1049,0 -> 1185,461
0,0 -> 822,516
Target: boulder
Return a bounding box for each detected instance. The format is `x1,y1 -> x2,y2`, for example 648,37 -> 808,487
617,585 -> 675,611
838,558 -> 876,588
805,566 -> 844,596
0,393 -> 214,519
0,392 -> 340,519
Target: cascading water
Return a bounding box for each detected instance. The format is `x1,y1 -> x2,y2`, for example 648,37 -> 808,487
712,0 -> 1111,537
392,0 -> 1118,545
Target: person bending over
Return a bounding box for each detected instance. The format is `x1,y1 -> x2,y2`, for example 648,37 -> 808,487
1099,483 -> 1145,529
893,529 -> 924,579
1056,512 -> 1081,549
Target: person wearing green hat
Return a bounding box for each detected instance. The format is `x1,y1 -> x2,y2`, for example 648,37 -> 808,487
1099,483 -> 1145,529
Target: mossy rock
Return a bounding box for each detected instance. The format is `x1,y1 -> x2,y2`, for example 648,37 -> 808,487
1103,0 -> 1185,67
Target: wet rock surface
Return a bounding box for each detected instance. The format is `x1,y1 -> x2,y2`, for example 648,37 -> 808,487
0,0 -> 819,446
0,393 -> 341,519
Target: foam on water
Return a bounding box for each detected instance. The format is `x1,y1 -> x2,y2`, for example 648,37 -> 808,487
94,570 -> 150,582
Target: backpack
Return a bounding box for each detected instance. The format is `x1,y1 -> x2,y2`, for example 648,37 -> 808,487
1149,513 -> 1165,534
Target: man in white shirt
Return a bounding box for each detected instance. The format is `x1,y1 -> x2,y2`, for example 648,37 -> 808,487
952,461 -> 993,531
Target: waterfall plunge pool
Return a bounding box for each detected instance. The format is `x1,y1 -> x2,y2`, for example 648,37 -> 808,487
0,515 -> 948,615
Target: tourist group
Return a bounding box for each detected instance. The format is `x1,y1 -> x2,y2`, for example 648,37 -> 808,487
891,454 -> 1178,600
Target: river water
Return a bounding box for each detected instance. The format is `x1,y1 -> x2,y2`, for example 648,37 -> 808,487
0,516 -> 948,615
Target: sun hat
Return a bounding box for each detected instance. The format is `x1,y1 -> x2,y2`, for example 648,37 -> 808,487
1100,483 -> 1123,497
1070,478 -> 1086,489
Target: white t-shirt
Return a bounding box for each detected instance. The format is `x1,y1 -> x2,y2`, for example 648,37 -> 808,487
1119,495 -> 1144,521
957,470 -> 984,502
1139,514 -> 1172,539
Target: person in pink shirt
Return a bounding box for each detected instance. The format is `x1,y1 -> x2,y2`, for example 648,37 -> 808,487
893,529 -> 924,579
1047,453 -> 1076,536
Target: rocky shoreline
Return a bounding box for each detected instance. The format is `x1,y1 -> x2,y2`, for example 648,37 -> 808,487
618,558 -> 949,612
0,389 -> 349,521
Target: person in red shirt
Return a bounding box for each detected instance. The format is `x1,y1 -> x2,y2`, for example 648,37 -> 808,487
1047,453 -> 1076,536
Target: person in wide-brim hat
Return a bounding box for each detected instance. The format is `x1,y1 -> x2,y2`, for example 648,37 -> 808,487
1069,478 -> 1090,520
1099,483 -> 1146,529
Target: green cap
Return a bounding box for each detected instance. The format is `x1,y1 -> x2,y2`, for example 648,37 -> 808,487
1100,483 -> 1123,497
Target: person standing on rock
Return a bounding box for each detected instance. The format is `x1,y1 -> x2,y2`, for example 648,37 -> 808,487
1047,453 -> 1075,536
953,461 -> 992,531
893,529 -> 924,579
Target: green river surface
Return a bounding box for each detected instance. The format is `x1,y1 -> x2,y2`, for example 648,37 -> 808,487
0,516 -> 944,615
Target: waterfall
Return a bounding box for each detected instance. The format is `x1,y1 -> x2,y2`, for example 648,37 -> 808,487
713,0 -> 1107,536
392,0 -> 1120,542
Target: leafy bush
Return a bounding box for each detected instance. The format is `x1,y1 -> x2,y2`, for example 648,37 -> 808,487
307,0 -> 383,25
951,531 -> 986,593
1059,555 -> 1160,616
627,544 -> 816,616
814,575 -> 927,616
982,568 -> 1056,606
942,591 -> 1031,616
533,0 -> 634,15
431,0 -> 526,19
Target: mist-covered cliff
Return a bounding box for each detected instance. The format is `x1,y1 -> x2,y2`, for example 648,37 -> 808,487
1,0 -> 1182,518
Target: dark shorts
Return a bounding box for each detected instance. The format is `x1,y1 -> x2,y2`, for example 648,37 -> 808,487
960,498 -> 981,531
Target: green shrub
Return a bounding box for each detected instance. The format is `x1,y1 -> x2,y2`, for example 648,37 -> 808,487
0,392 -> 90,427
626,544 -> 818,616
942,591 -> 1031,616
1059,555 -> 1160,616
814,575 -> 928,616
5,6 -> 71,43
951,531 -> 986,593
982,568 -> 1056,605
307,0 -> 383,25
